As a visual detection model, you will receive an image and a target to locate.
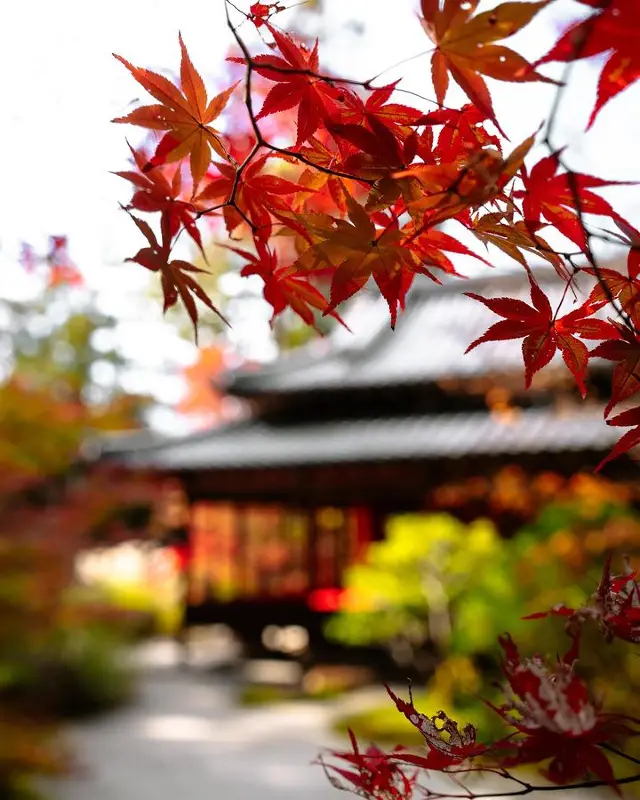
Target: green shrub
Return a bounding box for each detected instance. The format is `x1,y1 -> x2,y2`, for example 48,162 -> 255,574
10,626 -> 135,720
83,580 -> 182,636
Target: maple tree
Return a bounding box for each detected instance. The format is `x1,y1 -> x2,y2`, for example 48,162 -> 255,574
0,241 -> 161,798
111,0 -> 640,467
111,0 -> 640,795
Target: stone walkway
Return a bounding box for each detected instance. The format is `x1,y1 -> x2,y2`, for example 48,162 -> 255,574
48,641 -> 341,800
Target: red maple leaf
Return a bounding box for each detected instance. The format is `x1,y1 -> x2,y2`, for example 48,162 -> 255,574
226,238 -> 344,329
250,24 -> 342,146
249,2 -> 284,28
328,117 -> 405,173
332,83 -> 422,142
515,152 -> 632,250
196,154 -> 312,239
115,146 -> 203,253
596,404 -> 640,471
326,119 -> 422,212
527,555 -> 640,645
406,223 -> 492,279
414,104 -> 501,163
534,0 -> 640,128
320,730 -> 416,800
465,268 -> 615,394
491,633 -> 638,790
126,213 -> 224,339
590,325 -> 640,415
385,684 -> 486,770
585,221 -> 640,321
594,554 -> 640,644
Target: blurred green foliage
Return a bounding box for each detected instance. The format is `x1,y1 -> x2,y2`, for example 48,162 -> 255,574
0,540 -> 147,798
0,257 -> 156,798
87,578 -> 182,636
328,489 -> 640,751
8,623 -> 136,722
326,514 -> 514,663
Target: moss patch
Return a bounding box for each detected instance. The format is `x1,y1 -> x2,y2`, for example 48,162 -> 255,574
238,682 -> 343,707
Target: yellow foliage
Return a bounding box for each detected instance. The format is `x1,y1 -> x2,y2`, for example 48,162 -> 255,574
430,655 -> 481,701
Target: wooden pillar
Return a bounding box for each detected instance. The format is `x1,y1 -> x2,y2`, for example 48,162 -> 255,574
236,503 -> 248,598
307,506 -> 318,590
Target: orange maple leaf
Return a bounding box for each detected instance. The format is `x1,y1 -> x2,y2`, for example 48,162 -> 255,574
292,193 -> 422,327
296,136 -> 351,214
467,210 -> 569,278
178,345 -> 228,424
113,35 -> 238,189
45,236 -> 84,289
397,134 -> 534,222
420,0 -> 554,132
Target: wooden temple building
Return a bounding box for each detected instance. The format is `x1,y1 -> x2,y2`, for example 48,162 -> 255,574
101,267 -> 636,656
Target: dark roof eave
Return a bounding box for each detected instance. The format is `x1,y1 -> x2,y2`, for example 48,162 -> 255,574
113,407 -> 624,472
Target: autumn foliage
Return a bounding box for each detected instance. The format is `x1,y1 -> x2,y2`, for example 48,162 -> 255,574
322,559 -> 640,798
111,0 -> 640,470
111,0 -> 640,794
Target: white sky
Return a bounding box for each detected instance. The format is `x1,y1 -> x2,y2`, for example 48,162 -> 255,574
2,0 -> 640,429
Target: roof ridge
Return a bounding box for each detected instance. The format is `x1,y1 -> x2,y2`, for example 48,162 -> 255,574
225,266 -> 557,394
112,404 -> 618,471
97,416 -> 257,459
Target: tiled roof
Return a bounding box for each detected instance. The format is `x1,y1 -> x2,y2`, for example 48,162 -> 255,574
113,407 -> 618,471
225,267 -> 608,396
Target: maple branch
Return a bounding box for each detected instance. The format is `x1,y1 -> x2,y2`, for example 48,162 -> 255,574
601,743 -> 640,767
228,54 -> 446,110
224,0 -> 375,185
551,267 -> 578,323
114,0 -> 640,376
265,142 -> 373,182
541,0 -> 635,334
324,751 -> 640,800
410,771 -> 640,798
194,142 -> 263,225
365,48 -> 436,87
184,0 -> 382,250
224,3 -> 448,110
